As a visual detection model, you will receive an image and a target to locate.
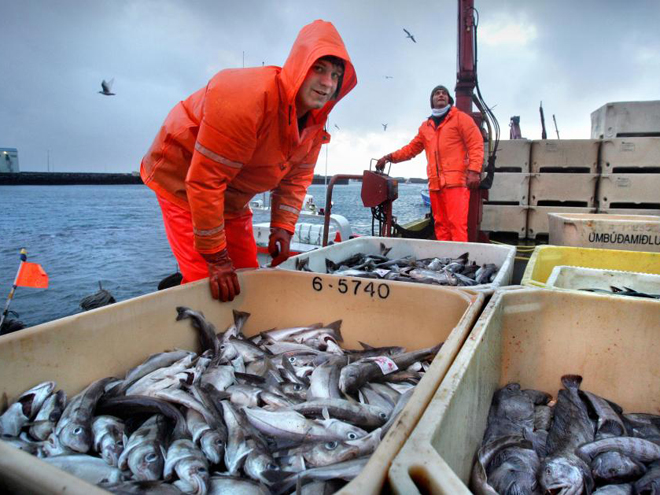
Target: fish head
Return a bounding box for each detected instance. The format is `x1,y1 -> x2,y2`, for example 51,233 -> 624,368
592,451 -> 646,484
338,365 -> 361,394
100,434 -> 125,467
200,430 -> 225,465
245,451 -> 280,485
303,440 -> 360,467
218,342 -> 238,362
540,457 -> 588,495
176,458 -> 209,495
43,432 -> 72,456
128,442 -> 165,481
59,422 -> 92,453
322,418 -> 368,441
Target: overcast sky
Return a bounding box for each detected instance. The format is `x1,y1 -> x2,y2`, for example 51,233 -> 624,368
2,0 -> 659,178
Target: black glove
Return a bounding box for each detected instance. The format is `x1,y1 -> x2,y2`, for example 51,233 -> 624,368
201,249 -> 240,302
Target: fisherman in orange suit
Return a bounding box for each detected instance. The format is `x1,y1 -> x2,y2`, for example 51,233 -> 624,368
376,85 -> 483,242
141,20 -> 356,302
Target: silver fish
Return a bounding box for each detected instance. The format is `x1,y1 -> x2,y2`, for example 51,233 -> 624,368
0,381 -> 55,437
292,398 -> 389,429
271,457 -> 368,495
244,436 -> 280,485
206,475 -> 270,495
113,350 -> 194,396
308,357 -> 346,400
186,408 -> 224,465
118,415 -> 168,481
43,454 -> 125,485
124,354 -> 195,396
102,480 -> 184,494
242,408 -> 343,443
221,401 -> 253,476
92,415 -> 126,466
56,377 -> 114,453
218,309 -> 251,344
29,389 -> 67,441
164,439 -> 209,495
176,306 -> 220,355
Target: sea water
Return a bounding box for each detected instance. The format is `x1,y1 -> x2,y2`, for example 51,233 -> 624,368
0,183 -> 429,327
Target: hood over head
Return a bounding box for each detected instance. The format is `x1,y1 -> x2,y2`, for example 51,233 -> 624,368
280,20 -> 357,123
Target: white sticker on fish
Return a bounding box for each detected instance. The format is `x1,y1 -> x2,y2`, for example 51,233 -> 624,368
365,356 -> 399,375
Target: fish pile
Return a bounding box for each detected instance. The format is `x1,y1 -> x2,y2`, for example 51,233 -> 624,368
471,374 -> 660,494
581,286 -> 660,300
0,307 -> 442,495
295,243 -> 499,287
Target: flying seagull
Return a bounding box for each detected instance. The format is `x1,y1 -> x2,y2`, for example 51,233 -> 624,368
334,124 -> 340,130
382,123 -> 388,131
403,28 -> 416,43
99,79 -> 115,96
385,75 -> 394,79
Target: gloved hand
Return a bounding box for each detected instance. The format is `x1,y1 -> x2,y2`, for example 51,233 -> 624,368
466,170 -> 482,190
201,249 -> 240,302
375,154 -> 392,172
268,227 -> 293,267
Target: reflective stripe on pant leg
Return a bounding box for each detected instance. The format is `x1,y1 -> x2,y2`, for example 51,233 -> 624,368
225,212 -> 259,269
443,187 -> 470,242
156,195 -> 209,283
429,189 -> 452,241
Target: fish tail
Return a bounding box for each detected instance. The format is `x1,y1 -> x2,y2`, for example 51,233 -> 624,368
561,374 -> 583,390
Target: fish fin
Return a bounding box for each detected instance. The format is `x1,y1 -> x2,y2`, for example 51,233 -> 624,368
322,407 -> 330,421
561,374 -> 583,390
380,243 -> 392,256
325,258 -> 338,273
175,306 -> 192,321
235,372 -> 266,384
325,320 -> 343,341
359,341 -> 375,350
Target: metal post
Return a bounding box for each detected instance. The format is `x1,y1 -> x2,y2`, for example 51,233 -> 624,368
322,174 -> 363,246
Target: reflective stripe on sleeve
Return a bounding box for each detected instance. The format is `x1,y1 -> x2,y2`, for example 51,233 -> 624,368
194,222 -> 225,237
194,142 -> 244,169
278,204 -> 300,215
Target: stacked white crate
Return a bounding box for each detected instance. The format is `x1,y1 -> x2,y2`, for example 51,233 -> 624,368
481,139 -> 531,238
527,139 -> 599,238
598,137 -> 660,217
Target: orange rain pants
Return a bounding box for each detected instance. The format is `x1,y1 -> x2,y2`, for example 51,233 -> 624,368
157,195 -> 258,284
429,187 -> 471,242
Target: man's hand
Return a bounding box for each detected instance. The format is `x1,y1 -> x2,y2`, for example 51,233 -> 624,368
268,228 -> 293,267
375,154 -> 392,172
201,249 -> 240,302
466,170 -> 482,190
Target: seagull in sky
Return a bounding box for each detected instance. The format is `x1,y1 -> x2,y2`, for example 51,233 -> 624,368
403,28 -> 416,43
382,123 -> 388,131
334,124 -> 340,130
98,79 -> 115,96
385,75 -> 394,79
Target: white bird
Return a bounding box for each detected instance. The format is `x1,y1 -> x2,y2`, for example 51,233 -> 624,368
403,28 -> 416,43
382,123 -> 388,131
98,79 -> 115,96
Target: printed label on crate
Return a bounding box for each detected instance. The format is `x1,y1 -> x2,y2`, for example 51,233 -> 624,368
588,232 -> 660,246
364,356 -> 399,375
615,177 -> 631,188
621,141 -> 636,152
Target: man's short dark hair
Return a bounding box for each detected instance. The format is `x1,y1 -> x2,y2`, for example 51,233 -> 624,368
319,56 -> 345,99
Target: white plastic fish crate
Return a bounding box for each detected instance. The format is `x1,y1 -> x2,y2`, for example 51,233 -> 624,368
527,206 -> 596,239
600,137 -> 660,173
388,287 -> 660,494
278,237 -> 516,293
493,140 -> 531,172
548,212 -> 660,252
598,174 -> 660,209
484,173 -> 530,205
530,139 -> 600,173
0,269 -> 484,495
591,100 -> 660,139
481,205 -> 528,238
528,173 -> 598,207
546,265 -> 660,295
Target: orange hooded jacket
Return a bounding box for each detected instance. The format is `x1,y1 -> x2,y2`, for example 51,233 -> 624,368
140,20 -> 357,254
390,106 -> 484,190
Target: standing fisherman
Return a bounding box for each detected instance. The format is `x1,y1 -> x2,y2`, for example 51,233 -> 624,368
141,20 -> 356,302
376,85 -> 483,242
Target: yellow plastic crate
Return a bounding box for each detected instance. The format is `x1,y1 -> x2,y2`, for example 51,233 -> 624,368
522,244 -> 660,288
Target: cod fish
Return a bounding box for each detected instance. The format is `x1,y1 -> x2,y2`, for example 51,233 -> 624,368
43,454 -> 125,485
163,439 -> 209,495
29,389 -> 67,441
540,374 -> 595,495
591,450 -> 646,484
92,415 -> 126,467
470,435 -> 534,495
118,414 -> 168,481
0,381 -> 55,437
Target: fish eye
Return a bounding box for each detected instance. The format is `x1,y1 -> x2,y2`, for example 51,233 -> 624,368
379,412 -> 387,419
267,463 -> 279,470
115,440 -> 122,446
294,384 -> 302,391
288,357 -> 296,363
145,453 -> 158,462
73,427 -> 83,435
347,432 -> 358,440
198,467 -> 207,473
325,441 -> 338,450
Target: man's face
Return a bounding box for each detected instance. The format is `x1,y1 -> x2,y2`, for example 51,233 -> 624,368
432,88 -> 450,109
295,59 -> 342,117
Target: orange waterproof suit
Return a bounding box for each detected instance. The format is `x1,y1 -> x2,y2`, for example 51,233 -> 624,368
389,106 -> 484,241
141,20 -> 357,261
